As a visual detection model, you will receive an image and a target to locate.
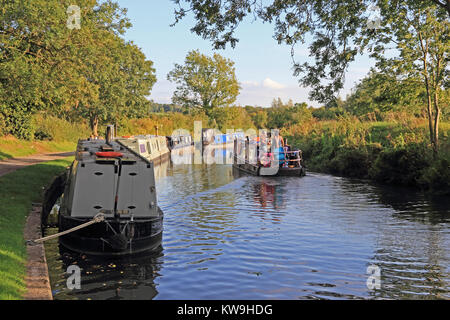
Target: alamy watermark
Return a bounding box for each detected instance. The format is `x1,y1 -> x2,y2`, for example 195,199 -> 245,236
67,5 -> 81,30
67,265 -> 81,290
168,121 -> 285,175
366,264 -> 381,290
366,5 -> 381,30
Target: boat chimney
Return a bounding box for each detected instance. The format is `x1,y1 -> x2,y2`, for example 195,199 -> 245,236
106,124 -> 115,145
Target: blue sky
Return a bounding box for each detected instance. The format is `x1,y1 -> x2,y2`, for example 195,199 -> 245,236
117,0 -> 375,107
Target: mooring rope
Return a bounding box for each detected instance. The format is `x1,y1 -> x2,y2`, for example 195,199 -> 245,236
27,213 -> 105,245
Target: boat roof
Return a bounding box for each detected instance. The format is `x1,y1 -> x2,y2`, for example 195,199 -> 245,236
75,138 -> 151,164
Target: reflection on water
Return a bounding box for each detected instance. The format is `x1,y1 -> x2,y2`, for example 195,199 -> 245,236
46,246 -> 162,300
46,158 -> 449,300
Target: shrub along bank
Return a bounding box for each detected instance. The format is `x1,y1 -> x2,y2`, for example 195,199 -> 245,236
285,119 -> 450,194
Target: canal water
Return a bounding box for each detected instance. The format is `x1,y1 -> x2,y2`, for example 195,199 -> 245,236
45,160 -> 450,300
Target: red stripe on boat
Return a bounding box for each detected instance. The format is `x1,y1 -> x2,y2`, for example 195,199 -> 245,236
95,152 -> 123,158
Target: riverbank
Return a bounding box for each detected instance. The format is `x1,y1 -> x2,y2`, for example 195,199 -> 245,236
285,119 -> 450,194
0,157 -> 73,299
24,203 -> 52,300
4,112 -> 449,195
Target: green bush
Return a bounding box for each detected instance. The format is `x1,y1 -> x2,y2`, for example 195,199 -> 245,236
369,143 -> 431,186
0,106 -> 35,140
0,112 -> 7,136
311,106 -> 347,120
328,147 -> 370,178
419,154 -> 450,194
32,114 -> 90,142
33,129 -> 53,141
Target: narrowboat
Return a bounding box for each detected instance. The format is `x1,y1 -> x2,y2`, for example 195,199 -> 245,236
232,134 -> 306,177
167,134 -> 193,150
202,128 -> 244,148
201,129 -> 244,164
167,133 -> 194,165
51,126 -> 164,255
116,135 -> 170,165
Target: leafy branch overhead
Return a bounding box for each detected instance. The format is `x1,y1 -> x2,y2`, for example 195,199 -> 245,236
167,50 -> 240,116
171,0 -> 449,152
171,0 -> 448,105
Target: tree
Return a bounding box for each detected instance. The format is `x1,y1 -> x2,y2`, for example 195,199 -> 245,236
72,37 -> 156,136
0,0 -> 156,138
252,110 -> 268,129
266,99 -> 312,128
344,71 -> 426,117
429,0 -> 450,16
170,1 -> 449,104
171,0 -> 448,152
171,0 -> 370,105
167,50 -> 240,116
271,97 -> 294,109
0,0 -> 72,138
244,106 -> 268,128
369,1 -> 449,152
209,106 -> 255,131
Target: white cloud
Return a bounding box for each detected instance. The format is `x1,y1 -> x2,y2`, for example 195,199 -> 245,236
240,78 -> 286,90
262,78 -> 286,89
238,78 -> 318,107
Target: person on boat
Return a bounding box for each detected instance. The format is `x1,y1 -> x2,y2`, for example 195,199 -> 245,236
260,151 -> 273,167
277,135 -> 285,148
273,134 -> 288,167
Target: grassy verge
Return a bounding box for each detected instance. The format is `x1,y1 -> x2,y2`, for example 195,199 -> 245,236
0,114 -> 91,160
0,136 -> 77,160
0,157 -> 73,300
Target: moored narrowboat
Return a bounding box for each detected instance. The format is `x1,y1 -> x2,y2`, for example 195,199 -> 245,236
55,127 -> 164,255
116,135 -> 170,165
167,134 -> 193,150
202,128 -> 244,148
167,133 -> 194,165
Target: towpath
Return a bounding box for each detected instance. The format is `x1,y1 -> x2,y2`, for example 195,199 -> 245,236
0,151 -> 74,299
0,152 -> 74,177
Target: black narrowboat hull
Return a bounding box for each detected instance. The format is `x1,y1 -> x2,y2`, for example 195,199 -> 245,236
232,162 -> 306,177
58,208 -> 163,256
232,163 -> 260,175
277,166 -> 306,176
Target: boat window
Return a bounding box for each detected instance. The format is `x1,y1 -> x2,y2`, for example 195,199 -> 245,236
147,142 -> 152,153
